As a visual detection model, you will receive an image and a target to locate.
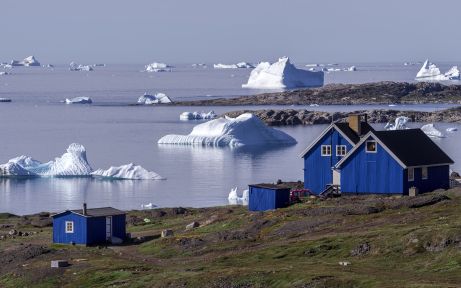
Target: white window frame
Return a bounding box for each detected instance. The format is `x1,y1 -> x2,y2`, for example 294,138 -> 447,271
366,140 -> 377,153
408,168 -> 415,181
321,145 -> 331,156
336,145 -> 347,157
65,221 -> 74,233
422,167 -> 428,180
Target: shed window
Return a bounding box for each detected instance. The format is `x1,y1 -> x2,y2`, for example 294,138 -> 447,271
336,145 -> 347,156
321,145 -> 331,156
366,141 -> 377,153
408,168 -> 415,181
65,221 -> 74,233
422,167 -> 428,180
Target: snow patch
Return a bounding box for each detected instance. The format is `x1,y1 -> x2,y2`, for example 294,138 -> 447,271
242,57 -> 324,89
137,92 -> 172,104
158,113 -> 297,147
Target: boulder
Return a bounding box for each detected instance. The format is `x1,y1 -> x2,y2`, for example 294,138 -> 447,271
185,222 -> 200,230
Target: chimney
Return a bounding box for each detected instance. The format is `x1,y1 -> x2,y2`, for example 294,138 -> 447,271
83,203 -> 87,216
348,114 -> 367,135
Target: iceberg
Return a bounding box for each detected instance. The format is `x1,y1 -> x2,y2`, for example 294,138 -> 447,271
213,62 -> 254,69
242,57 -> 324,89
137,92 -> 172,104
415,59 -> 460,81
421,123 -> 445,138
228,187 -> 249,205
158,113 -> 297,147
0,71 -> 11,75
91,163 -> 165,180
1,63 -> 13,69
385,116 -> 410,130
0,98 -> 12,102
179,111 -> 217,121
10,56 -> 40,67
145,62 -> 172,72
65,97 -> 93,104
192,63 -> 207,68
69,62 -> 94,72
345,66 -> 357,71
0,143 -> 93,177
446,127 -> 458,132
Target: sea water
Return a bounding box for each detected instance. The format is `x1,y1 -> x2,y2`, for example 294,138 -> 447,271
0,64 -> 459,214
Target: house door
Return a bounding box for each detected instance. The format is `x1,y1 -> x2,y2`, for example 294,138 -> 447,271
105,216 -> 112,240
332,169 -> 340,186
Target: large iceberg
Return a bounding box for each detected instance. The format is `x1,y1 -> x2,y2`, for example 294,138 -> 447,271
92,163 -> 165,180
158,113 -> 297,147
145,62 -> 172,72
69,62 -> 94,72
0,143 -> 93,177
421,123 -> 445,138
242,57 -> 324,89
179,111 -> 217,121
415,59 -> 460,81
213,62 -> 254,69
0,143 -> 164,180
65,97 -> 93,104
228,187 -> 249,205
10,56 -> 40,67
137,92 -> 172,104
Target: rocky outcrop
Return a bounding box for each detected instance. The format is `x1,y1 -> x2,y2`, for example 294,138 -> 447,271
223,106 -> 461,126
177,82 -> 461,106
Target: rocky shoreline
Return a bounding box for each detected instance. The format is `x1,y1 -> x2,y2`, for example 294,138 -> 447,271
176,82 -> 461,106
223,106 -> 461,126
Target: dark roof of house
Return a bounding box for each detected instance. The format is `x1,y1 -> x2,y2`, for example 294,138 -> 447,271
249,183 -> 291,190
335,122 -> 375,144
373,129 -> 454,167
53,207 -> 125,218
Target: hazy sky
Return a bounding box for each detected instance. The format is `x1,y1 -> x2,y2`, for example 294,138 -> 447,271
2,0 -> 460,64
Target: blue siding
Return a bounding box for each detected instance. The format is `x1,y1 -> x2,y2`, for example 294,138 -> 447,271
53,212 -> 88,244
112,215 -> 127,239
340,136 -> 404,194
304,128 -> 354,194
249,186 -> 290,211
87,217 -> 107,244
404,165 -> 450,194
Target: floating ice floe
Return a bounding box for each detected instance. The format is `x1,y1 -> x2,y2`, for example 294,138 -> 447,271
242,57 -> 324,89
228,187 -> 249,205
92,163 -> 165,180
214,62 -> 254,69
0,98 -> 12,102
69,62 -> 94,72
345,66 -> 357,71
446,127 -> 458,132
0,63 -> 13,69
179,111 -> 217,121
384,116 -> 410,130
0,71 -> 11,75
93,63 -> 106,67
192,63 -> 207,68
137,92 -> 172,104
43,64 -> 54,68
145,62 -> 172,72
158,113 -> 297,147
0,143 -> 164,180
141,203 -> 157,209
309,104 -> 319,107
10,56 -> 40,67
65,97 -> 92,104
421,123 -> 445,138
415,59 -> 460,81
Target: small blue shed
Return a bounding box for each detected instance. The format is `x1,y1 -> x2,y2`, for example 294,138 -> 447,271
52,204 -> 126,245
248,184 -> 291,211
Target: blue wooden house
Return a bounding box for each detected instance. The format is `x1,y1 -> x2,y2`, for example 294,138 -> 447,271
300,114 -> 374,194
52,204 -> 126,245
301,114 -> 454,195
335,129 -> 454,195
248,184 -> 291,211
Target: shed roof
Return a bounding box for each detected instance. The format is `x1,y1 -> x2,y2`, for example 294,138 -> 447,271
373,129 -> 454,167
53,207 -> 125,218
249,183 -> 291,190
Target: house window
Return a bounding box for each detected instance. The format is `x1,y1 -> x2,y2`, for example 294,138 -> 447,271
422,167 -> 428,180
65,221 -> 74,233
321,145 -> 331,156
408,168 -> 415,181
366,141 -> 377,153
336,145 -> 347,156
